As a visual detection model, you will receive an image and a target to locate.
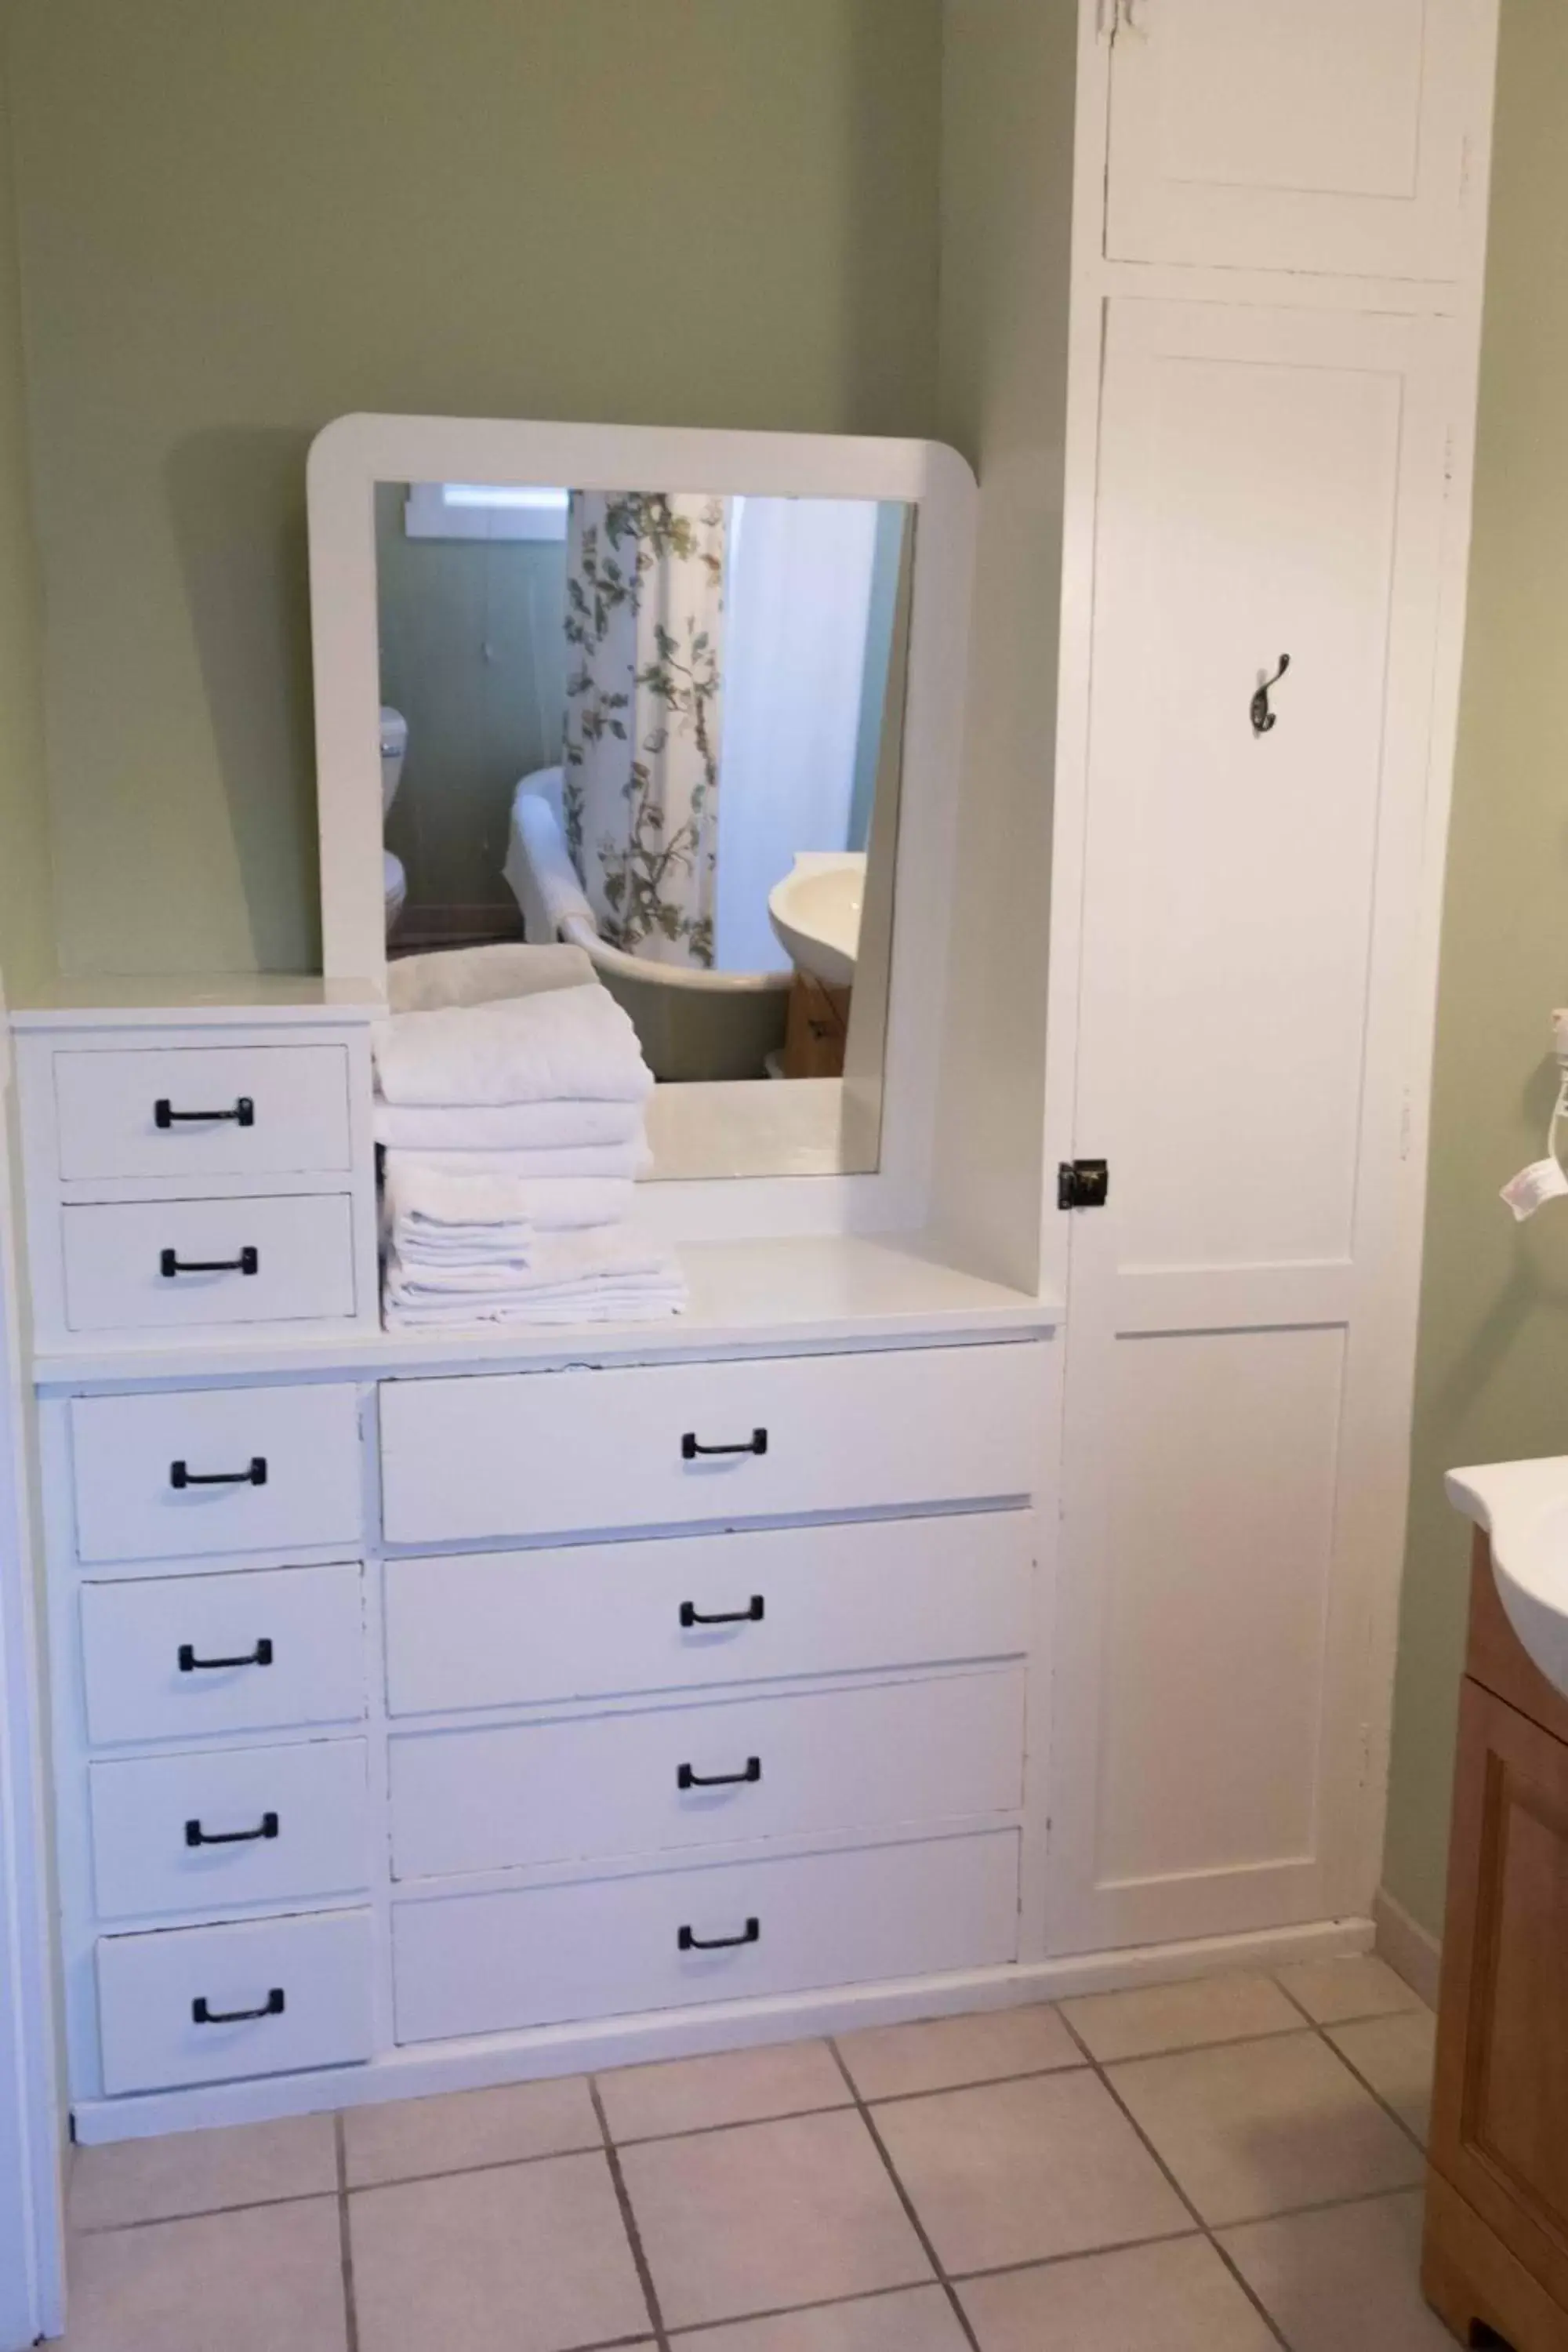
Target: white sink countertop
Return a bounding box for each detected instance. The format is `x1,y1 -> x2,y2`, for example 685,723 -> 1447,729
1447,1455 -> 1568,1700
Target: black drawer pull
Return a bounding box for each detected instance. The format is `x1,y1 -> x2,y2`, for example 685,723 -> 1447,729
155,1096 -> 254,1129
178,1638 -> 274,1673
170,1457 -> 268,1490
186,1811 -> 278,1848
678,1918 -> 760,1953
678,1757 -> 761,1791
682,1428 -> 768,1461
680,1596 -> 764,1629
191,1987 -> 284,2026
161,1247 -> 259,1278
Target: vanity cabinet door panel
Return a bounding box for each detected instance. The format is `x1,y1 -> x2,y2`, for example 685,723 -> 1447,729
1431,1679 -> 1568,2311
1051,301 -> 1454,1951
379,1344 -> 1042,1548
1104,0 -> 1493,280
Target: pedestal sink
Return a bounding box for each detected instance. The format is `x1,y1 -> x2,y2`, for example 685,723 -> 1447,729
1446,1457 -> 1568,1699
768,853 -> 865,989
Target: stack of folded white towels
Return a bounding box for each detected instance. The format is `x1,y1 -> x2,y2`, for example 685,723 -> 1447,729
372,946 -> 685,1328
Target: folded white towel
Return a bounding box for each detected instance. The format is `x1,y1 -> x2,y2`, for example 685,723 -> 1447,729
387,1223 -> 679,1298
382,1223 -> 688,1329
383,1283 -> 686,1330
383,1151 -> 640,1235
373,983 -> 653,1109
387,1140 -> 651,1181
373,1096 -> 646,1152
387,942 -> 595,1013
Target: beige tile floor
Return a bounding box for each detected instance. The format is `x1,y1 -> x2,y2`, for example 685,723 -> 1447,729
59,1952 -> 1461,2352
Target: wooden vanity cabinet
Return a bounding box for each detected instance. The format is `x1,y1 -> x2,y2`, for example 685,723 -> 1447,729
1425,1533 -> 1568,2350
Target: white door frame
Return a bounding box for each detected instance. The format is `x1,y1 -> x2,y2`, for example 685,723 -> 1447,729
0,999 -> 65,2348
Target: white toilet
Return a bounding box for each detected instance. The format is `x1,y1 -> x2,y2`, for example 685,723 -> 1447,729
380,706 -> 408,935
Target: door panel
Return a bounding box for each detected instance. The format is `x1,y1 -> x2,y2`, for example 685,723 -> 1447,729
1051,300 -> 1453,1951
1432,1681 -> 1568,2312
1098,1327 -> 1344,1895
1105,0 -> 1491,280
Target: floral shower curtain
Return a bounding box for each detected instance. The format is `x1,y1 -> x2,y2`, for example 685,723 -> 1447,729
561,492 -> 725,967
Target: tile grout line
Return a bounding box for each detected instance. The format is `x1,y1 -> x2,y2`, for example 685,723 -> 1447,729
590,2074 -> 673,2352
71,1993 -> 1428,2230
1053,2006 -> 1294,2351
334,2112 -> 361,2352
1305,2017 -> 1431,2158
825,2035 -> 985,2352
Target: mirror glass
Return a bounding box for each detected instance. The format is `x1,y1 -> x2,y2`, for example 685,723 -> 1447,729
374,481 -> 915,1178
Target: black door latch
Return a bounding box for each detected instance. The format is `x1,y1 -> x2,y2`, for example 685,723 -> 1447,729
1058,1160 -> 1110,1210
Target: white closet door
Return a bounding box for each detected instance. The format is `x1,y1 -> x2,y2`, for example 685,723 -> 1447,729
1104,0 -> 1492,280
1051,299 -> 1454,1952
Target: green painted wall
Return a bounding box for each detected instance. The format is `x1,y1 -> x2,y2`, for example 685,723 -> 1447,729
1382,0 -> 1568,1940
376,487 -> 565,937
0,34 -> 52,994
2,0 -> 942,976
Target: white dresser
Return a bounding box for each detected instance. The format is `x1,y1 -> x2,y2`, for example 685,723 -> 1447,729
16,987 -> 1060,2137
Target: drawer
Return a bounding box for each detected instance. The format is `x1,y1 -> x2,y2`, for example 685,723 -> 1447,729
384,1514 -> 1033,1716
62,1194 -> 356,1331
379,1345 -> 1042,1547
82,1563 -> 365,1745
71,1384 -> 363,1564
393,1830 -> 1019,2042
53,1044 -> 352,1180
391,1670 -> 1025,1879
96,1907 -> 373,2094
89,1737 -> 371,1919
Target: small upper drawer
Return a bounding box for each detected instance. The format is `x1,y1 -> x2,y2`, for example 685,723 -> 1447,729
379,1344 -> 1043,1548
384,1514 -> 1032,1717
81,1564 -> 365,1747
96,1907 -> 373,2094
89,1737 -> 372,1920
53,1044 -> 352,1180
71,1384 -> 363,1564
61,1195 -> 357,1332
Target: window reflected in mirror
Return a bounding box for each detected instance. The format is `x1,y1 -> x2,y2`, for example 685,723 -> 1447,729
374,481 -> 914,1177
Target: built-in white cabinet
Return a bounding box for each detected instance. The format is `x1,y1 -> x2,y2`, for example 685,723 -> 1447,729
1103,0 -> 1490,280
13,0 -> 1500,2147
1050,301 -> 1460,1951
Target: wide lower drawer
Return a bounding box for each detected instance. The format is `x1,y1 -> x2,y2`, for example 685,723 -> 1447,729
393,1831 -> 1019,2042
89,1737 -> 372,1919
71,1384 -> 363,1563
62,1193 -> 357,1331
379,1344 -> 1043,1547
384,1514 -> 1033,1717
53,1042 -> 353,1181
81,1563 -> 366,1747
96,1908 -> 375,2095
391,1669 -> 1025,1880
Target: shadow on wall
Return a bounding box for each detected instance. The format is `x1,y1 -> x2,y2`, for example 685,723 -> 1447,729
163,428 -> 325,973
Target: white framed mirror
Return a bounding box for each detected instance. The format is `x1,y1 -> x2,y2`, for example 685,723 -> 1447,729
307,416 -> 975,1210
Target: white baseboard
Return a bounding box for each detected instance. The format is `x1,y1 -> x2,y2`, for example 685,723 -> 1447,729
71,1912 -> 1372,2145
1373,1884 -> 1442,2008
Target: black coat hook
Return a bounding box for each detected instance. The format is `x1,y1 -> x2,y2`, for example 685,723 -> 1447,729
1250,654 -> 1291,738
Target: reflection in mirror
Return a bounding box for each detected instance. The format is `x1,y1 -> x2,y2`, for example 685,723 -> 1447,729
375,481 -> 914,1177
